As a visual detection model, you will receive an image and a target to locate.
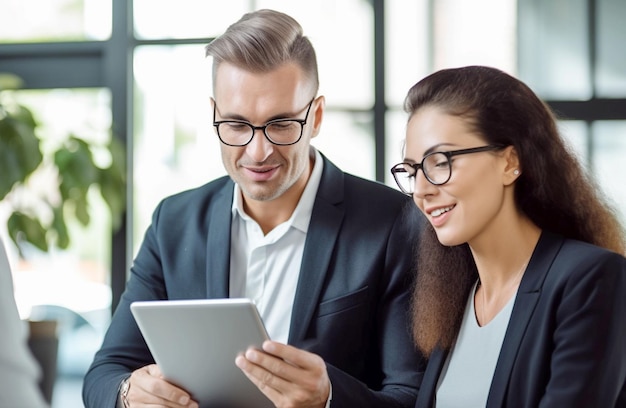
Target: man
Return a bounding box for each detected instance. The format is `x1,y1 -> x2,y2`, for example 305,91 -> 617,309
83,9 -> 424,408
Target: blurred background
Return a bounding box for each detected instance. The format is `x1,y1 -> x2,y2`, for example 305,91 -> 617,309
1,0 -> 624,406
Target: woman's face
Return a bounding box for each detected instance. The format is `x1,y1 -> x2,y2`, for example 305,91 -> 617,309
404,106 -> 515,247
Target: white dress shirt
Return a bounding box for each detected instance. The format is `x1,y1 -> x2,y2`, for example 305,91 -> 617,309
229,148 -> 323,343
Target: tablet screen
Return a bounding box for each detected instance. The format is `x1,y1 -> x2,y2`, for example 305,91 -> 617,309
131,298 -> 273,407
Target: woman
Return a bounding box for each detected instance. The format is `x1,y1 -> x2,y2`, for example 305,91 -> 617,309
390,65 -> 626,407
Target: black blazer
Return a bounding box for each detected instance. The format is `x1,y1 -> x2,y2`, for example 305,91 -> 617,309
416,231 -> 626,408
83,154 -> 425,408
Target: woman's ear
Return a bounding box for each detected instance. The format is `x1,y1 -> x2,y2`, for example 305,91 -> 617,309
502,145 -> 521,186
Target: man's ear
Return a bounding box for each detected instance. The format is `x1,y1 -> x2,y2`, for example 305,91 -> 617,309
502,145 -> 521,186
310,95 -> 325,139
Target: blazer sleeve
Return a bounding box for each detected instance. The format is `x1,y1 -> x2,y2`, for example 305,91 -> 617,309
538,248 -> 626,407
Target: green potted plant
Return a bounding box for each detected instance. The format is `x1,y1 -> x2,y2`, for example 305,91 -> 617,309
0,72 -> 125,255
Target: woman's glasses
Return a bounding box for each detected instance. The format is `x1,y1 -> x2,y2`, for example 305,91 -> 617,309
390,145 -> 504,195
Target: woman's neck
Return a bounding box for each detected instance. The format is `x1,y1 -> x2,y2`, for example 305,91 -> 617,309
471,217 -> 541,326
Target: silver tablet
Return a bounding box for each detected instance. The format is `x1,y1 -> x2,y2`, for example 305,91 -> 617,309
130,298 -> 273,408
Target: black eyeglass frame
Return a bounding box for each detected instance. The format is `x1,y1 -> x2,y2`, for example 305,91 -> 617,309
212,98 -> 315,147
390,145 -> 505,194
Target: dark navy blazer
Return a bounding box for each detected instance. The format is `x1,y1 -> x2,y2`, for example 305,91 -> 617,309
416,231 -> 626,408
83,154 -> 425,408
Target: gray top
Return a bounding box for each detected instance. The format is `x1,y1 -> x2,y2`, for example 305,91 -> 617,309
435,281 -> 516,407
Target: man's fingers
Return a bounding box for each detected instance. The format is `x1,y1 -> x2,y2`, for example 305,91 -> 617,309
130,364 -> 198,408
262,341 -> 321,369
236,344 -> 330,407
262,341 -> 329,391
236,353 -> 286,403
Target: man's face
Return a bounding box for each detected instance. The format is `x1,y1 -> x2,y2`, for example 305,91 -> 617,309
212,62 -> 322,204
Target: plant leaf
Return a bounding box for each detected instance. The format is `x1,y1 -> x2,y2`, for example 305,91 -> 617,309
7,212 -> 48,253
0,107 -> 42,200
51,206 -> 70,249
73,190 -> 91,226
2,81 -> 128,253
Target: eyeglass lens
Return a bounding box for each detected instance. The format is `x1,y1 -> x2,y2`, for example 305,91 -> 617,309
217,120 -> 302,146
393,152 -> 451,193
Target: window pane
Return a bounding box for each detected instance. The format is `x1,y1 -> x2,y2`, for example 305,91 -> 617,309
133,45 -> 220,255
0,88 -> 113,407
386,0 -> 430,107
311,111 -> 375,180
518,0 -> 591,100
558,120 -> 588,164
433,0 -> 517,74
133,0 -> 248,39
591,121 -> 626,224
0,0 -> 111,43
596,0 -> 626,97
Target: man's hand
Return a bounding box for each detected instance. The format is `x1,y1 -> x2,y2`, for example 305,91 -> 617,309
235,341 -> 331,408
124,364 -> 198,407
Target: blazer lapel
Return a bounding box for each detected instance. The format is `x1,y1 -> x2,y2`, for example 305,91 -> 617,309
416,348 -> 449,408
487,231 -> 564,407
206,180 -> 234,298
288,155 -> 344,344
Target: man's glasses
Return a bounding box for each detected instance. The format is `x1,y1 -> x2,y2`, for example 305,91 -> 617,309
390,145 -> 504,195
213,99 -> 314,146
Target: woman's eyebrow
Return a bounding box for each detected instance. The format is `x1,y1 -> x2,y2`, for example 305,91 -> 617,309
422,142 -> 456,156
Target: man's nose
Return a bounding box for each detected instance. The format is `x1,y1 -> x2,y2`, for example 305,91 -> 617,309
245,129 -> 274,162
